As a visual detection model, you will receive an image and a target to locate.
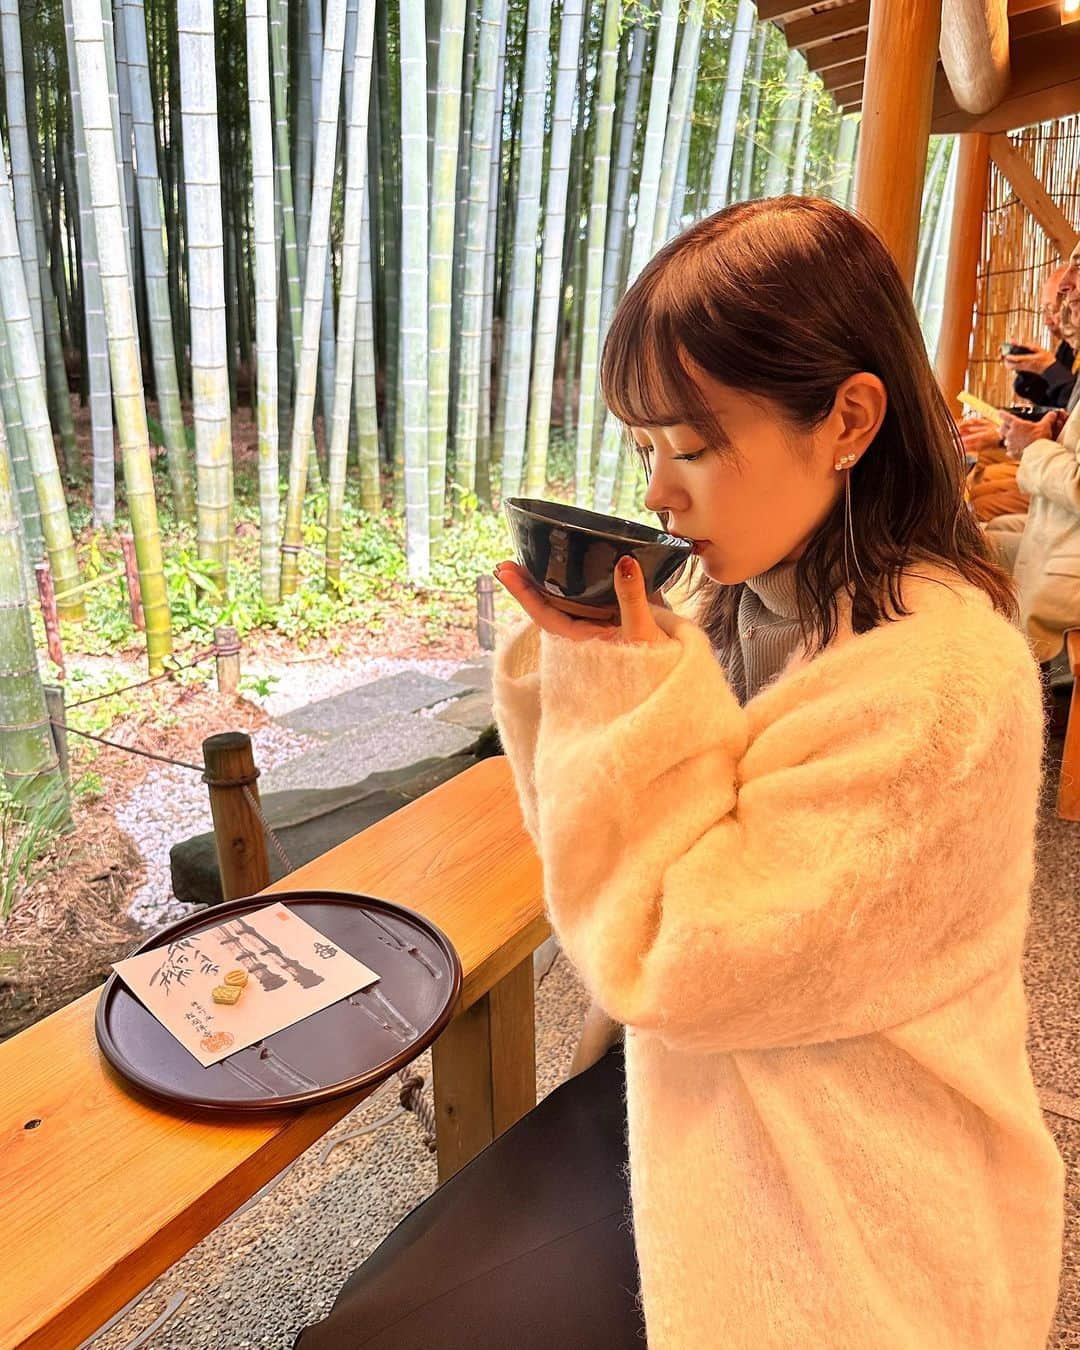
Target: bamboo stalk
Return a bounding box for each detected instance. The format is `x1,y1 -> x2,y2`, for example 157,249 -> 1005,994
522,0 -> 585,499
0,142 -> 84,621
399,0 -> 430,578
0,426 -> 63,802
246,0 -> 281,606
280,0 -> 348,597
326,0 -> 376,585
72,0 -> 173,670
178,0 -> 233,587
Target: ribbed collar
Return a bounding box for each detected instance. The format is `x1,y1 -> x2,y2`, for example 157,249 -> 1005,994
744,559 -> 802,622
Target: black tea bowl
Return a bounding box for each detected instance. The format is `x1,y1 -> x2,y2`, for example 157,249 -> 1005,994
504,497 -> 693,619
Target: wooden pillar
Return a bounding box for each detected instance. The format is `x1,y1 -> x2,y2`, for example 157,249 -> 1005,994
854,0 -> 942,288
202,731 -> 270,901
935,133 -> 991,416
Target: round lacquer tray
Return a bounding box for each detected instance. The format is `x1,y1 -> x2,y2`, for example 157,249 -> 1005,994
95,890 -> 462,1112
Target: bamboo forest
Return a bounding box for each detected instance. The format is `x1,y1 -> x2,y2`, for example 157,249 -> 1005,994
0,0 -> 960,813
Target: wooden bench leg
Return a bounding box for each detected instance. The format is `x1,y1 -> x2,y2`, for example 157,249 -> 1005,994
430,955 -> 537,1183
1057,630 -> 1080,822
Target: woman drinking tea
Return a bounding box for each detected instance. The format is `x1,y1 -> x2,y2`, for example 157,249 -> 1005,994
490,197 -> 1065,1348
296,197 -> 1064,1350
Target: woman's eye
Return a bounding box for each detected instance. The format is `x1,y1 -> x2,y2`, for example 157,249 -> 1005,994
674,452 -> 704,463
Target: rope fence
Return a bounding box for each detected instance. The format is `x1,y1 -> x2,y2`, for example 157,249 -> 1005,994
65,648 -> 218,710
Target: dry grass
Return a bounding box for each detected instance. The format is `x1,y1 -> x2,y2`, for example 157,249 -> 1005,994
0,802 -> 143,1040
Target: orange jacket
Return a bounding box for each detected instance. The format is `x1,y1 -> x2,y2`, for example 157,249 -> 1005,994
966,449 -> 1029,522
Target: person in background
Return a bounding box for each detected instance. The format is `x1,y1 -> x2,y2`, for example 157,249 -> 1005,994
986,283 -> 1080,699
984,272 -> 1080,545
1005,263 -> 1076,409
960,246 -> 1080,523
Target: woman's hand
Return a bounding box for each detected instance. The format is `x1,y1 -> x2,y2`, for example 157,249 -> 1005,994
494,555 -> 670,645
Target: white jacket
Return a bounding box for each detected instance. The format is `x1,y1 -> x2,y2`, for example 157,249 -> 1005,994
1015,395 -> 1080,661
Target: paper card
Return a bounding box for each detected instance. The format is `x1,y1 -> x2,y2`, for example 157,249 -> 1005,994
111,902 -> 380,1067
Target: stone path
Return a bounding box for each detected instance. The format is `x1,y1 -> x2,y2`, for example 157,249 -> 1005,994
260,665 -> 492,796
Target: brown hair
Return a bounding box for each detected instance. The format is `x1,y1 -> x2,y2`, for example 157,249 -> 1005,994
599,196 -> 1017,653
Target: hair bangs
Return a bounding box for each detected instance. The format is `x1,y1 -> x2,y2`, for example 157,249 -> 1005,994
600,286 -> 721,446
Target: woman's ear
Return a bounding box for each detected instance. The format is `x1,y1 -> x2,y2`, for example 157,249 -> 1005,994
830,373 -> 887,462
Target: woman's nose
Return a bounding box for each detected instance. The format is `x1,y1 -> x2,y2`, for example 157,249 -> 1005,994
643,469 -> 686,518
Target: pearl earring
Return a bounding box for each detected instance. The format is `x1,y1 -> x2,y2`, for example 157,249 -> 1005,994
834,453 -> 858,471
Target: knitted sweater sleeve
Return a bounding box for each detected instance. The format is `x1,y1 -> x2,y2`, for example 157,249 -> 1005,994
492,600 -> 1042,1055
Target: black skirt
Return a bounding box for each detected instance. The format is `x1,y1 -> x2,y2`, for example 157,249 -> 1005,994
294,1043 -> 646,1349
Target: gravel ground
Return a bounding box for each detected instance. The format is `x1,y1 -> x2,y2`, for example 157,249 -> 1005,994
115,656 -> 477,932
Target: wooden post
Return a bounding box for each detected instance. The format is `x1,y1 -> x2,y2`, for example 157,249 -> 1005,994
34,562 -> 65,679
431,955 -> 536,1182
475,574 -> 495,651
119,534 -> 145,631
214,625 -> 241,694
936,133 -> 991,417
202,732 -> 269,902
854,0 -> 941,288
43,686 -> 69,783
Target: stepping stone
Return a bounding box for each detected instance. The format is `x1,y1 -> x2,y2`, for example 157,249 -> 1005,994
435,689 -> 494,734
277,671 -> 469,740
261,713 -> 477,795
449,657 -> 492,695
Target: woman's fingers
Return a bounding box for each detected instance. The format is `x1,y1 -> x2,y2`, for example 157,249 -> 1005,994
614,556 -> 665,645
494,561 -> 606,640
494,557 -> 669,645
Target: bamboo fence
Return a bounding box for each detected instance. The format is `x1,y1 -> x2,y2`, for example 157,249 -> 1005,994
969,115 -> 1080,406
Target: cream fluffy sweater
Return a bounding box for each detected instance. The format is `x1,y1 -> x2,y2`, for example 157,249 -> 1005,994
492,566 -> 1065,1349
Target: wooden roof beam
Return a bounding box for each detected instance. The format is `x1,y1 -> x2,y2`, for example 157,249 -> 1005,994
783,2 -> 870,51
988,133 -> 1080,256
804,32 -> 867,71
931,23 -> 1080,132
755,0 -> 821,20
820,57 -> 866,91
1009,3 -> 1064,39
940,0 -> 1010,113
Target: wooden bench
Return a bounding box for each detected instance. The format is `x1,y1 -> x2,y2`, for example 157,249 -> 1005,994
1057,628 -> 1080,821
0,756 -> 548,1350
